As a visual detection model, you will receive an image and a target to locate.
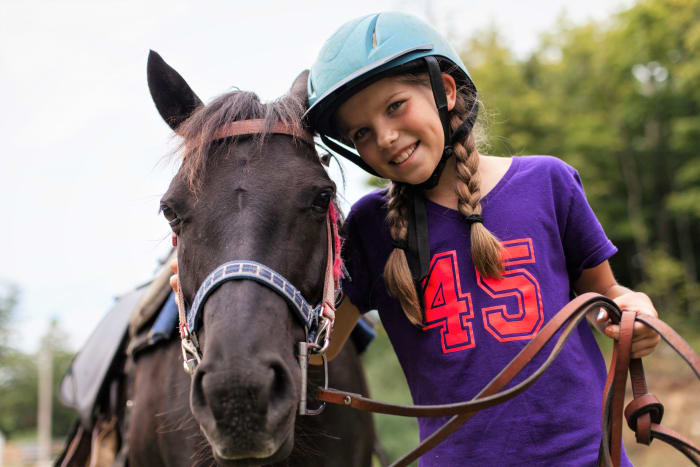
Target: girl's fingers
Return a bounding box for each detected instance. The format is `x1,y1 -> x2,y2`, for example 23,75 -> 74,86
631,339 -> 660,358
169,273 -> 179,292
632,321 -> 660,340
603,322 -> 661,351
604,324 -> 619,340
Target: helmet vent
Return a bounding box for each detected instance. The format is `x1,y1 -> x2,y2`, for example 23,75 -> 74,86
371,26 -> 377,48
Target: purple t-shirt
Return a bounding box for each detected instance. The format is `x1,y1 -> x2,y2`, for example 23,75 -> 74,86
343,156 -> 630,466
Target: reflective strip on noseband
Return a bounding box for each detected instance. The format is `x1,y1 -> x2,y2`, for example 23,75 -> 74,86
186,260 -> 322,332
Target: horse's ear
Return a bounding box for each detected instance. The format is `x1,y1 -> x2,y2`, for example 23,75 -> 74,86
147,50 -> 203,131
289,70 -> 310,108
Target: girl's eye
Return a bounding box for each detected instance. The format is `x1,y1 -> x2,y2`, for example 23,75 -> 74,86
388,100 -> 405,113
353,128 -> 368,142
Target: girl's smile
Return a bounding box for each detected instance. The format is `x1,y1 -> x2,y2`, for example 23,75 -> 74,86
335,73 -> 456,186
391,141 -> 419,165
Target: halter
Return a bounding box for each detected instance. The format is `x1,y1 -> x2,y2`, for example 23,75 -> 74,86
172,118 -> 340,416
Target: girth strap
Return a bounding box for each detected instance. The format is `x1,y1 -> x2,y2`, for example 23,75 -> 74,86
316,293 -> 700,466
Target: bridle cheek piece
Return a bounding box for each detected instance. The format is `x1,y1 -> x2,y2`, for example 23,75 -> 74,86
172,118 -> 339,416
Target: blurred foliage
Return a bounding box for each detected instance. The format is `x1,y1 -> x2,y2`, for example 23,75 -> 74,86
461,0 -> 700,320
0,289 -> 76,439
0,284 -> 19,359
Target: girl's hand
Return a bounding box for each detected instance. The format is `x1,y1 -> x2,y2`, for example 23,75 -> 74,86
596,292 -> 661,358
169,259 -> 180,304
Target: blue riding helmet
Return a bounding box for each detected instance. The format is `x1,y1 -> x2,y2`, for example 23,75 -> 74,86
305,12 -> 479,187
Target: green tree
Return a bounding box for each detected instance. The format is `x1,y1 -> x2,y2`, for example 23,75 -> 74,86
464,0 -> 700,320
0,288 -> 76,439
0,284 -> 19,358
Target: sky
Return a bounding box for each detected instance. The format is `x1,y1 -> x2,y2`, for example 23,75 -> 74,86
0,0 -> 634,352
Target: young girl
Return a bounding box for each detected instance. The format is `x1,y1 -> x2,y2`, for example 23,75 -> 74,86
304,12 -> 661,466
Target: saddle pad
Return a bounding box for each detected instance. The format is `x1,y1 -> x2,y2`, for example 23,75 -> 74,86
128,291 -> 179,358
128,250 -> 177,337
59,286 -> 147,429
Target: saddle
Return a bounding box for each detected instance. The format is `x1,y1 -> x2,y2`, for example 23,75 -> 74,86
58,252 -> 177,429
55,253 -> 177,467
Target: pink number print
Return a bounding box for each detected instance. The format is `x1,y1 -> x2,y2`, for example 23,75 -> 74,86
421,250 -> 475,353
477,238 -> 544,342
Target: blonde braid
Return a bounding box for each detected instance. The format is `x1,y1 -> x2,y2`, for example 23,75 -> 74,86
452,108 -> 504,279
379,65 -> 502,327
383,182 -> 423,326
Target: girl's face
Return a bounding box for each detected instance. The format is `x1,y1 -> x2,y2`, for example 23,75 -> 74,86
335,73 -> 456,185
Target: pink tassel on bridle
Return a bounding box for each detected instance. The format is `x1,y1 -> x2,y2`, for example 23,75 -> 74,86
328,202 -> 345,288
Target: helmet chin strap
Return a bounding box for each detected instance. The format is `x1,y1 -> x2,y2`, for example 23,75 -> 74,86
418,56 -> 478,190
397,57 -> 480,324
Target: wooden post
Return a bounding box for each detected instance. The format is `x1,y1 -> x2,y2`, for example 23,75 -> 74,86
0,429 -> 5,467
38,338 -> 52,465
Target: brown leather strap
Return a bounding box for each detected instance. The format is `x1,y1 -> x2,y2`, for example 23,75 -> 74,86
212,119 -> 315,147
650,423 -> 700,464
317,293 -> 700,467
608,311 -> 635,465
319,293 -> 616,465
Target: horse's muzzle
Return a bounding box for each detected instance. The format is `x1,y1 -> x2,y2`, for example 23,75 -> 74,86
190,356 -> 297,461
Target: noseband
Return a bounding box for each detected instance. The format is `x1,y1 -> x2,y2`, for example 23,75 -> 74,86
172,119 -> 340,416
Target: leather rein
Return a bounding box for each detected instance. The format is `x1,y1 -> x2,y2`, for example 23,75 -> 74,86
171,118 -> 700,466
173,119 -> 339,416
317,293 -> 700,466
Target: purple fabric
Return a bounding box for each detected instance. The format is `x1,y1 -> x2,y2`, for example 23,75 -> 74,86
343,156 -> 630,466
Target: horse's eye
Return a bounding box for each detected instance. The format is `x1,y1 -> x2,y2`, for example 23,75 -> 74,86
312,188 -> 334,213
160,204 -> 181,227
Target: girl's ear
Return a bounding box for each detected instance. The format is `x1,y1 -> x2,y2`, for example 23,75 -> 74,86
442,73 -> 457,111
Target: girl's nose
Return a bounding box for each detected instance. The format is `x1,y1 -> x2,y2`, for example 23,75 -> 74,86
376,125 -> 398,149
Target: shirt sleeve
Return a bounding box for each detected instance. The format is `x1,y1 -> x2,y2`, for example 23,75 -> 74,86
340,205 -> 375,313
560,166 -> 618,281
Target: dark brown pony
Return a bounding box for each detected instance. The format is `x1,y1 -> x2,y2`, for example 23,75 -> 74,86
126,51 -> 374,466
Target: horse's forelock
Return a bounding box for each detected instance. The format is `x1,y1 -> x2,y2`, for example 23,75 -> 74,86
175,90 -> 307,195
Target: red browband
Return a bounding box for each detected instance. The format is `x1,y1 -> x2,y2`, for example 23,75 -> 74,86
211,119 -> 315,147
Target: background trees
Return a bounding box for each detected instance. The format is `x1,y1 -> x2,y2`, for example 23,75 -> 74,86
0,286 -> 75,440
466,0 -> 700,320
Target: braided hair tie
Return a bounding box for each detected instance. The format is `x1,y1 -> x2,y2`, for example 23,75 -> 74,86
391,238 -> 409,250
465,214 -> 483,225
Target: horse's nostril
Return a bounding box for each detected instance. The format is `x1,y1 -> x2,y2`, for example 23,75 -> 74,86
268,361 -> 293,414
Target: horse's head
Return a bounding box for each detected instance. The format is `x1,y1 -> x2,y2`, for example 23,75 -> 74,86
148,51 -> 336,464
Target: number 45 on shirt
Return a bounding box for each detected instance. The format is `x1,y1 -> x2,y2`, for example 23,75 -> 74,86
421,238 -> 544,354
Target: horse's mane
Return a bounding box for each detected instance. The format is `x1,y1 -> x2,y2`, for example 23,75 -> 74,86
175,90 -> 308,195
